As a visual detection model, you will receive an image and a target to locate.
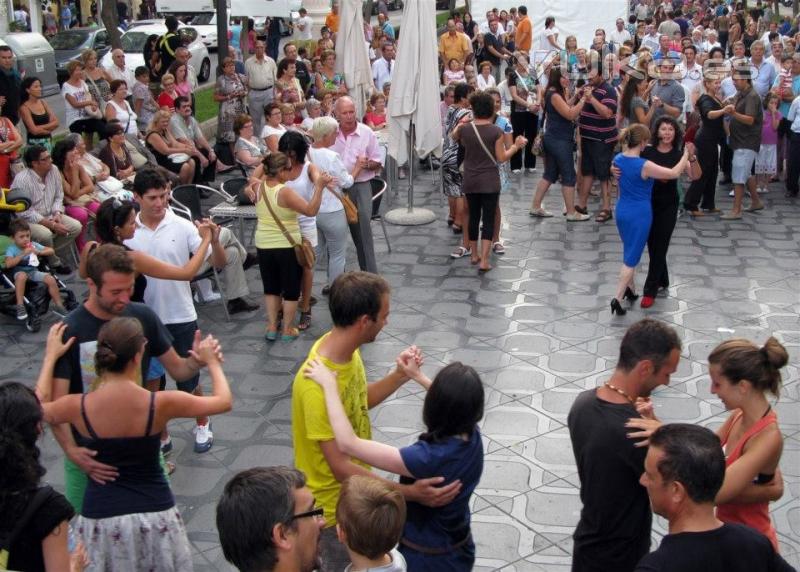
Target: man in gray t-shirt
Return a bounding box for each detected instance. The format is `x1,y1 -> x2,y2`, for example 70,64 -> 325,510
650,58 -> 685,129
722,68 -> 764,219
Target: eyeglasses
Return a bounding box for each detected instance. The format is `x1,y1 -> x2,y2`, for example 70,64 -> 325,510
289,506 -> 324,522
36,155 -> 52,162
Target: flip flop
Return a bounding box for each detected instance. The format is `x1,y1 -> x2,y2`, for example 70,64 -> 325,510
746,204 -> 764,212
264,329 -> 278,342
595,209 -> 613,223
478,266 -> 493,274
281,328 -> 300,342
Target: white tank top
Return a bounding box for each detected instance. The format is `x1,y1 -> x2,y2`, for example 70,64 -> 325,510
285,162 -> 316,240
108,100 -> 139,136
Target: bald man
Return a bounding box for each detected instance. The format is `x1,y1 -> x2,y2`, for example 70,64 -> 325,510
105,49 -> 134,94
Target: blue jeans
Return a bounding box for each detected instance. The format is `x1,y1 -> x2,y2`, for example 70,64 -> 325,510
316,209 -> 349,284
166,321 -> 199,393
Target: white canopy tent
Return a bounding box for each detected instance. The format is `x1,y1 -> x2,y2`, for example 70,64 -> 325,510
384,0 -> 441,225
335,0 -> 373,120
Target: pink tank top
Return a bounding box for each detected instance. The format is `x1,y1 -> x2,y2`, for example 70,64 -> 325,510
716,409 -> 779,551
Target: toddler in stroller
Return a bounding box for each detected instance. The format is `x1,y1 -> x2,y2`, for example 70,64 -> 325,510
5,219 -> 68,318
0,188 -> 78,331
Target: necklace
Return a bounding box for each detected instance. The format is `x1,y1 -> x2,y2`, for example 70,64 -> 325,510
604,382 -> 637,405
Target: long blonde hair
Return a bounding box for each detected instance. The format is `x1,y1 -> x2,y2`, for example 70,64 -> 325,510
147,109 -> 171,133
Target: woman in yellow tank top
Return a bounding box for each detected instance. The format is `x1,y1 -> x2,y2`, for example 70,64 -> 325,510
254,152 -> 331,341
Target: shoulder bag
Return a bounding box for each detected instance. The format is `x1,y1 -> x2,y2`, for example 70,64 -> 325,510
260,182 -> 316,269
330,188 -> 358,224
85,75 -> 107,116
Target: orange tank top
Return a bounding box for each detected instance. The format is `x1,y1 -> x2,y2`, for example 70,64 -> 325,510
716,409 -> 779,551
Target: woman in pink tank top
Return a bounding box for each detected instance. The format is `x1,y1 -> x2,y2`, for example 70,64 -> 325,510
708,337 -> 789,551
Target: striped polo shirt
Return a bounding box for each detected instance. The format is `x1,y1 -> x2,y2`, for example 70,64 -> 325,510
578,81 -> 619,143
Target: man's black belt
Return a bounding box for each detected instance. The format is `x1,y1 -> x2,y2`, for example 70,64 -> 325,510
250,85 -> 274,91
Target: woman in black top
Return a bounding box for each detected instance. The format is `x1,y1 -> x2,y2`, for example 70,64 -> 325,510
0,374 -> 78,571
639,117 -> 701,309
684,77 -> 727,215
508,54 -> 540,173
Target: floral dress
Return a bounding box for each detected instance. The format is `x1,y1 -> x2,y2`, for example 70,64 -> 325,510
216,73 -> 247,144
442,105 -> 472,198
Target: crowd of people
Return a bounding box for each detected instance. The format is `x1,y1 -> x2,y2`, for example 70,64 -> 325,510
0,1 -> 798,571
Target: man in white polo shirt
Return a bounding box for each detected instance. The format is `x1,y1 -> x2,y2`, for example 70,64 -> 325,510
126,168 -> 258,453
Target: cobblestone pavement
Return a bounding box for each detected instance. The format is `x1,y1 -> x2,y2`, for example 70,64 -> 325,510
3,168 -> 798,570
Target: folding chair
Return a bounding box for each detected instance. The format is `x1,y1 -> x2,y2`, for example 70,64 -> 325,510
169,187 -> 232,321
369,178 -> 391,253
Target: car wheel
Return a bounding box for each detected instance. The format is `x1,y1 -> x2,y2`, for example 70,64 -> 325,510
199,58 -> 211,82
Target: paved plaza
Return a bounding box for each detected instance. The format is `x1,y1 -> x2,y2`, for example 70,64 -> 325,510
3,169 -> 799,571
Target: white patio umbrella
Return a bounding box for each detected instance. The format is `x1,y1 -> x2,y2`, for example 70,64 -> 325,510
385,0 -> 441,225
335,0 -> 373,119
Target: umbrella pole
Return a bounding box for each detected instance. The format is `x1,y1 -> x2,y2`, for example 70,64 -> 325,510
408,123 -> 414,213
384,121 -> 436,226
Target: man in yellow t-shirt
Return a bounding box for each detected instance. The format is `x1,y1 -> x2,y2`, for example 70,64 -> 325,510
292,272 -> 460,572
438,19 -> 473,68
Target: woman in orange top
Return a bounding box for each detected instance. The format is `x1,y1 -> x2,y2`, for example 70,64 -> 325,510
709,337 -> 788,551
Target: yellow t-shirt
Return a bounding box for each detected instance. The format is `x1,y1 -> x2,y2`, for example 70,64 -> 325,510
292,333 -> 372,528
254,182 -> 301,249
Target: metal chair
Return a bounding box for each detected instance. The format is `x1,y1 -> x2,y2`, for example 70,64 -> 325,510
369,178 -> 391,253
169,188 -> 231,321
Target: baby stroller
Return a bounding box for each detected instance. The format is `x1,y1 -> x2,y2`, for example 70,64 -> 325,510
0,188 -> 79,332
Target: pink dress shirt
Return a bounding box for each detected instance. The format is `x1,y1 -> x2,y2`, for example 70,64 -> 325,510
331,123 -> 384,183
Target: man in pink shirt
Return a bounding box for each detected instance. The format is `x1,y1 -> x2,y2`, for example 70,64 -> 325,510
331,96 -> 384,273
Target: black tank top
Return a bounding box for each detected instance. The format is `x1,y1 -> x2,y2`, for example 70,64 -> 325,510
79,391 -> 175,519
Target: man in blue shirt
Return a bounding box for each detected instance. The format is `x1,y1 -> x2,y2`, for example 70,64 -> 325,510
786,93 -> 800,197
749,41 -> 777,98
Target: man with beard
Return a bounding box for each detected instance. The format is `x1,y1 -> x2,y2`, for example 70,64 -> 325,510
568,318 -> 682,572
217,467 -> 325,572
50,244 -> 223,512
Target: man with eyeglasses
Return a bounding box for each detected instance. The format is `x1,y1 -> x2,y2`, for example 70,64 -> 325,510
10,145 -> 81,274
169,96 -> 217,184
105,49 -> 134,94
245,40 -> 277,137
217,467 -> 324,572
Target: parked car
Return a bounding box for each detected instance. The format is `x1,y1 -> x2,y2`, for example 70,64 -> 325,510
188,13 -> 269,49
99,22 -> 212,82
50,27 -> 115,85
368,0 -> 404,15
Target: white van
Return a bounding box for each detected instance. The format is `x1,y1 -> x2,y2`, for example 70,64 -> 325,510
156,0 -> 299,17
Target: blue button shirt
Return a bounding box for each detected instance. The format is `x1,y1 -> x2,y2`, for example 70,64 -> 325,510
788,96 -> 800,133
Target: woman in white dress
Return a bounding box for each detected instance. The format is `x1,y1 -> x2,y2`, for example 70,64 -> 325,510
535,16 -> 561,65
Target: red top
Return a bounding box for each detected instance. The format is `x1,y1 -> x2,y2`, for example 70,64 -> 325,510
716,409 -> 779,551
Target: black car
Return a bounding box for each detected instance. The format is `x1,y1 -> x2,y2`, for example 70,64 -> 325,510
50,27 -> 111,85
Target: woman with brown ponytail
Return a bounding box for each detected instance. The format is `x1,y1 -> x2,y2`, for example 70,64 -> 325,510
708,337 -> 789,551
628,336 -> 789,551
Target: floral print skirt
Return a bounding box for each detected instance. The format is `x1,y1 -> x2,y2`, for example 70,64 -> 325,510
76,507 -> 193,572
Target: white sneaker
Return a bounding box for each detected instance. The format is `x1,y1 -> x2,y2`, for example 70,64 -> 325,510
193,422 -> 213,453
760,186 -> 769,194
728,189 -> 735,197
527,167 -> 537,173
512,169 -> 522,174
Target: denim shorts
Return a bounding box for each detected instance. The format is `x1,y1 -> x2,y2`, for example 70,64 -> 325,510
731,149 -> 757,185
543,135 -> 577,187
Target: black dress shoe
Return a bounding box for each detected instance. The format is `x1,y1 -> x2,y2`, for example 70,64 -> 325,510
227,297 -> 259,314
243,252 -> 258,271
322,285 -> 331,296
54,265 -> 73,275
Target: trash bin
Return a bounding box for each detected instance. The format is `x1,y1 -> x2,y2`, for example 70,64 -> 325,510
1,33 -> 60,97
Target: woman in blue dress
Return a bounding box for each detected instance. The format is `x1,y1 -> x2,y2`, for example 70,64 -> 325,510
306,358 -> 484,571
611,124 -> 690,316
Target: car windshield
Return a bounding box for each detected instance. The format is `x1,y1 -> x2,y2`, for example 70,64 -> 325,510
120,31 -> 150,53
50,30 -> 91,50
191,13 -> 214,25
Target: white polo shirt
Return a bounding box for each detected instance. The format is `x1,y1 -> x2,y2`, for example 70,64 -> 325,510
125,209 -> 208,325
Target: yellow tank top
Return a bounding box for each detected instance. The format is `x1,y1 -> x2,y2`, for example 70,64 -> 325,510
255,182 -> 302,249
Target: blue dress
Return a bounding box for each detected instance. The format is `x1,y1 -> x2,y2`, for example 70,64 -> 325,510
613,154 -> 655,268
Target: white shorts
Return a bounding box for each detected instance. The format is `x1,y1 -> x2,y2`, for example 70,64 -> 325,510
731,149 -> 757,185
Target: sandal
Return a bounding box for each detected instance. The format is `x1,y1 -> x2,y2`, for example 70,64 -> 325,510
451,224 -> 463,235
595,209 -> 613,223
265,329 -> 278,342
297,311 -> 312,331
281,327 -> 300,342
493,242 -> 506,254
450,246 -> 472,259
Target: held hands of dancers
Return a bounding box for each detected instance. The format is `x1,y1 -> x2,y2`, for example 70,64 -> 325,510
189,330 -> 224,367
394,345 -> 432,389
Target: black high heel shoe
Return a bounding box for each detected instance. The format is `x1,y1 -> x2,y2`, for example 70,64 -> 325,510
623,287 -> 639,302
610,299 -> 627,316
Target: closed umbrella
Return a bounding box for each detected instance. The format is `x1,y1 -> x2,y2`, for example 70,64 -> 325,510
335,0 -> 373,119
385,0 -> 440,225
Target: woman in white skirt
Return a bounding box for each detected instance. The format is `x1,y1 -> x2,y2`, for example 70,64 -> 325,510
38,317 -> 232,572
755,92 -> 782,193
